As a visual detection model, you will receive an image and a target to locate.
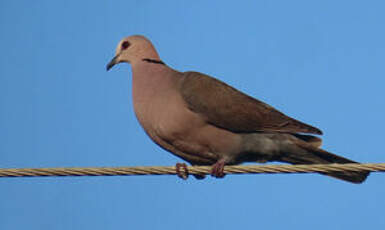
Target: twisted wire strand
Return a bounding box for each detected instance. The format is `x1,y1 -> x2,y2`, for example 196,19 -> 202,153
0,163 -> 384,178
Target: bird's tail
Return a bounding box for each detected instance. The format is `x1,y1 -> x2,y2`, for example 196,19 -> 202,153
280,143 -> 369,184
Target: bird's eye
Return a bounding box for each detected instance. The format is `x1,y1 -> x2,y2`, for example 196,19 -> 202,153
121,41 -> 130,50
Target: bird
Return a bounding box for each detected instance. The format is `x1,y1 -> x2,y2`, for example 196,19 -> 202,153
106,35 -> 369,183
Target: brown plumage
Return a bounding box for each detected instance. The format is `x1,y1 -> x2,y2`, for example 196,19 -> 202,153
180,71 -> 322,135
107,35 -> 369,183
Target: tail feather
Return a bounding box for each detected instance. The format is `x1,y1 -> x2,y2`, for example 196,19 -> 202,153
281,145 -> 369,184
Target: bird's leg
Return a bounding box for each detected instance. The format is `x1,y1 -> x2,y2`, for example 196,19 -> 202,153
175,163 -> 189,180
211,159 -> 227,178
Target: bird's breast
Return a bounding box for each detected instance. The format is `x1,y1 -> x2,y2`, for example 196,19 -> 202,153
134,93 -> 242,160
130,68 -> 242,160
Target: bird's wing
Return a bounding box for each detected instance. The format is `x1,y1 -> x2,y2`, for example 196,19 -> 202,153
179,71 -> 322,135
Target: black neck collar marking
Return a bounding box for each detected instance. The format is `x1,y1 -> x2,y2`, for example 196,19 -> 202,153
142,58 -> 165,65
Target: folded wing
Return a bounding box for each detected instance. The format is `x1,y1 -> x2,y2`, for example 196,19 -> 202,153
180,71 -> 322,135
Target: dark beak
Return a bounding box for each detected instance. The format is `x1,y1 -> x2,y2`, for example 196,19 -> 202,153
106,55 -> 119,71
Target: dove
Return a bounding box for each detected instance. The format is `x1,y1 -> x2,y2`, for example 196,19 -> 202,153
106,35 -> 369,183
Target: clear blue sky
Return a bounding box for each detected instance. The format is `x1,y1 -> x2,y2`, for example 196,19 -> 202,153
1,1 -> 385,229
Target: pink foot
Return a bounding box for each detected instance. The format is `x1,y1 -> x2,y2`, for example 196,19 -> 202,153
211,159 -> 226,178
175,163 -> 189,180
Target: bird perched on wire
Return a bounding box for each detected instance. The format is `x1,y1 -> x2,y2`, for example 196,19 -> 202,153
107,35 -> 369,183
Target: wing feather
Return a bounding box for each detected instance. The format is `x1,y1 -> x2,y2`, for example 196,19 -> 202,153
180,71 -> 322,135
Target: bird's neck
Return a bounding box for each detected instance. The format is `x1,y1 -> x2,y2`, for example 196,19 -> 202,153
131,61 -> 180,121
142,58 -> 165,65
131,59 -> 175,93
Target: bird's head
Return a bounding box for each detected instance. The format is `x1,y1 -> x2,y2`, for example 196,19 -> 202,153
106,35 -> 160,71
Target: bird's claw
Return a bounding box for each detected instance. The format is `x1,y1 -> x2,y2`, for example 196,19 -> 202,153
175,163 -> 189,180
211,160 -> 226,178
